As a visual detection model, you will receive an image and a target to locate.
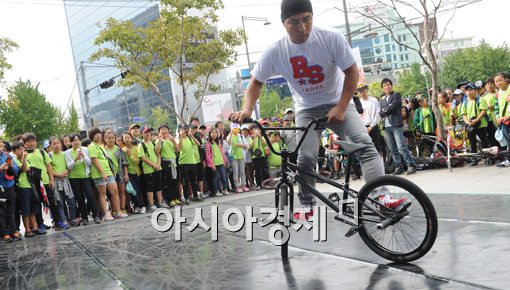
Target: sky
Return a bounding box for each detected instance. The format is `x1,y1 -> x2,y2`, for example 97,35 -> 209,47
0,0 -> 508,118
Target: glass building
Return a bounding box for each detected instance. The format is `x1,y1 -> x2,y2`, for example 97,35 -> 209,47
64,0 -> 175,132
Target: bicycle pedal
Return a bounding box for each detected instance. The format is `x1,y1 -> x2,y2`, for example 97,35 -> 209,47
345,226 -> 361,237
328,193 -> 340,203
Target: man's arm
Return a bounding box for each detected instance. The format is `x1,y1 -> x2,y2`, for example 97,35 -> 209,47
326,64 -> 358,123
231,78 -> 264,123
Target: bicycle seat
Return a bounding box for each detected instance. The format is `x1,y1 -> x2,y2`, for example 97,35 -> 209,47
333,140 -> 373,154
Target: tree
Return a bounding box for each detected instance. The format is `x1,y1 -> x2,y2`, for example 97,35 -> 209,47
64,101 -> 80,134
146,106 -> 172,130
259,88 -> 293,119
441,41 -> 510,87
0,37 -> 18,85
351,0 -> 471,139
394,63 -> 430,98
90,0 -> 244,125
368,80 -> 383,99
0,80 -> 62,140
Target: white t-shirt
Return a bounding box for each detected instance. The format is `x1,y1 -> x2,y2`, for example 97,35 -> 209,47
360,96 -> 381,128
252,26 -> 356,112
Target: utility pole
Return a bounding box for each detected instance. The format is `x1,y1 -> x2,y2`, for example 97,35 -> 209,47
342,0 -> 352,46
79,61 -> 91,129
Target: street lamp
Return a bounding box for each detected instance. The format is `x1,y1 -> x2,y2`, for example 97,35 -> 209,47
241,16 -> 271,119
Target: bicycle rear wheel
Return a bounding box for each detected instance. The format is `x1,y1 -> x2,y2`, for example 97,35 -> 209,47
357,176 -> 437,263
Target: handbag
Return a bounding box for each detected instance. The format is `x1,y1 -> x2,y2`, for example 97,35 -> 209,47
495,125 -> 508,147
125,181 -> 136,196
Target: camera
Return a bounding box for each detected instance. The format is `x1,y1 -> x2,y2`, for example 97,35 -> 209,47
26,148 -> 34,153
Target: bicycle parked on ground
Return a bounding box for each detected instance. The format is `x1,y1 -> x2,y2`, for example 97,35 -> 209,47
244,117 -> 438,263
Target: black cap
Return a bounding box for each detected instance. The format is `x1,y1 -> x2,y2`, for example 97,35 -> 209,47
158,125 -> 169,132
199,125 -> 206,129
465,83 -> 476,90
281,0 -> 313,23
456,81 -> 469,89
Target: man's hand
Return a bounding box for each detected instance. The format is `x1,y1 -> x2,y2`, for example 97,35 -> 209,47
326,105 -> 346,124
230,109 -> 253,124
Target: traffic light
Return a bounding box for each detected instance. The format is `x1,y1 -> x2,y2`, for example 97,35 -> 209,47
99,79 -> 115,89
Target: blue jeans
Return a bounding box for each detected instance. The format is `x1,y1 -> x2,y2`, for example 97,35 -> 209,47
216,165 -> 228,192
385,126 -> 416,168
57,190 -> 77,223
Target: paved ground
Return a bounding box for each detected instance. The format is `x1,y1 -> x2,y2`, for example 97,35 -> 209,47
0,165 -> 509,290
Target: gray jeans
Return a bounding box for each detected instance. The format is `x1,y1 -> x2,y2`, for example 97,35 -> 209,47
296,103 -> 385,206
231,158 -> 246,188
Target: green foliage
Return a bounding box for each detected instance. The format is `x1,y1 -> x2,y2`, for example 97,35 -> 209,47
394,63 -> 430,98
368,81 -> 383,99
0,80 -> 62,141
0,37 -> 18,84
64,101 -> 80,134
441,41 -> 510,87
258,87 -> 293,119
90,0 -> 244,124
146,106 -> 172,129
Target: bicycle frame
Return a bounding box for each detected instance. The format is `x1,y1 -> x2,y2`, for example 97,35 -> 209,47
246,117 -> 392,228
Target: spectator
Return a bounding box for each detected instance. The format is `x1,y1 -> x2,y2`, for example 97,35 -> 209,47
461,82 -> 489,164
158,125 -> 180,206
65,134 -> 100,224
205,128 -> 229,197
380,78 -> 417,175
23,132 -> 63,230
228,123 -> 249,193
358,83 -> 382,153
88,128 -> 126,221
12,141 -> 38,238
0,140 -> 20,242
178,124 -> 201,203
138,126 -> 167,210
122,132 -> 146,213
241,124 -> 255,189
50,137 -> 78,227
104,132 -> 130,214
494,72 -> 510,167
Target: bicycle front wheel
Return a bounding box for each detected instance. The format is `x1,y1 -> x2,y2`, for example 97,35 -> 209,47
357,176 -> 438,263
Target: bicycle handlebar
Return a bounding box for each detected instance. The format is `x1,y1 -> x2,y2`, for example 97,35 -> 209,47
241,117 -> 328,157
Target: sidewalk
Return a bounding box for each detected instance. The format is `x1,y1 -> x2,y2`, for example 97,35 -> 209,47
314,165 -> 510,195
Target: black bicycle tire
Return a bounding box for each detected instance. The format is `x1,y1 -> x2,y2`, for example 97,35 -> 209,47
280,184 -> 288,259
410,142 -> 432,159
357,175 -> 438,263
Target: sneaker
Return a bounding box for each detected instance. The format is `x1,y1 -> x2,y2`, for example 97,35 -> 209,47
134,207 -> 141,214
293,206 -> 314,221
392,167 -> 405,175
115,211 -> 128,218
173,199 -> 181,206
140,207 -> 147,214
184,199 -> 190,205
236,187 -> 243,193
94,217 -> 102,224
103,212 -> 115,222
11,232 -> 22,241
34,224 -> 47,235
378,195 -> 412,212
159,201 -> 170,209
216,192 -> 223,197
24,231 -> 35,238
44,224 -> 52,230
496,160 -> 510,168
192,196 -> 203,202
2,235 -> 13,243
406,165 -> 417,175
56,220 -> 70,230
470,160 -> 479,167
243,186 -> 250,192
148,204 -> 157,211
223,190 -> 231,195
256,186 -> 261,190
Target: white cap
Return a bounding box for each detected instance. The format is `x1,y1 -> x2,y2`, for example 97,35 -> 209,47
284,108 -> 294,113
453,89 -> 463,95
241,124 -> 251,130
